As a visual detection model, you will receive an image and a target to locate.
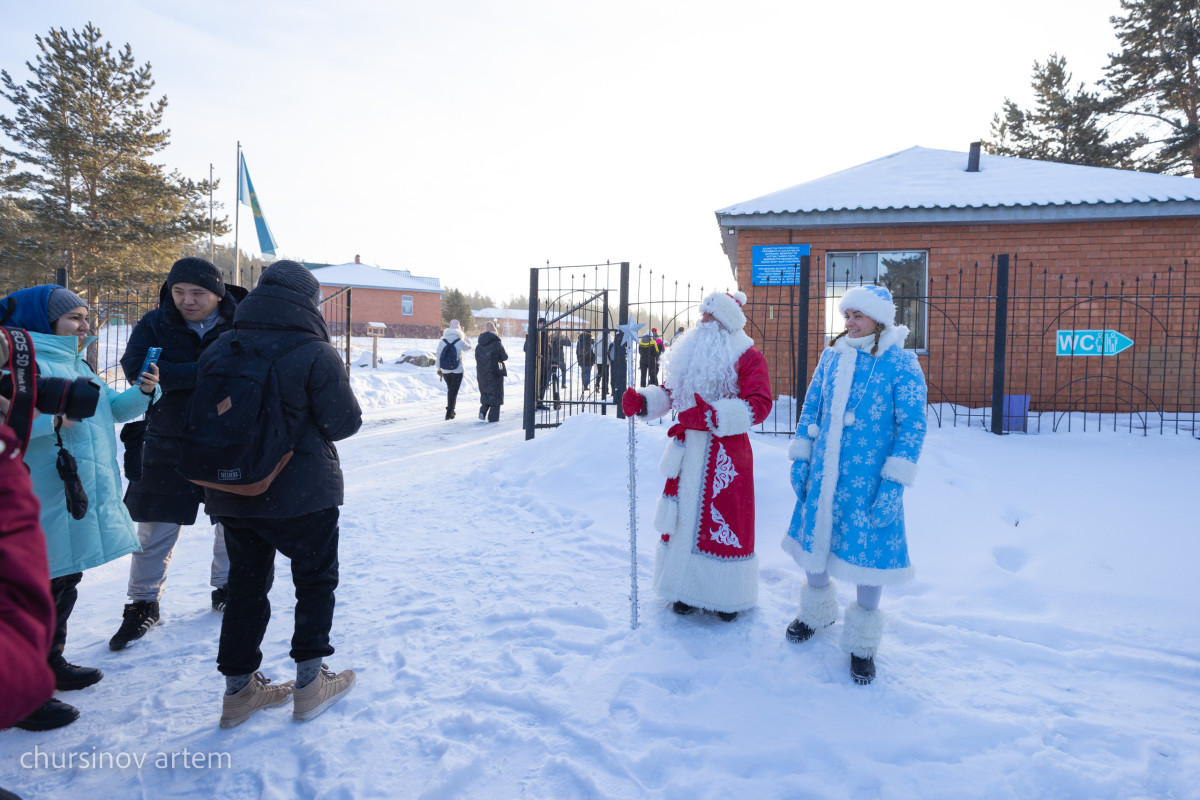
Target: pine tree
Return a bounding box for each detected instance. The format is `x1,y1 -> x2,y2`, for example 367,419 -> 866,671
984,54 -> 1145,168
0,23 -> 226,298
1102,0 -> 1200,176
442,288 -> 473,331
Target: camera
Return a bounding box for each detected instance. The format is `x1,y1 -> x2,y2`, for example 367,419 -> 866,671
1,326 -> 101,453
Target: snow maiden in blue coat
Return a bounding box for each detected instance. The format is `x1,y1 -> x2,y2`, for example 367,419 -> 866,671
782,284 -> 926,685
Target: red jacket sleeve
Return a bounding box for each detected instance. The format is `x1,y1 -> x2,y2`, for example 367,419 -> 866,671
0,426 -> 56,728
736,347 -> 773,425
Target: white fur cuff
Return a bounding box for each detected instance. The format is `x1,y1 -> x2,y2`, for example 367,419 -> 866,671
841,602 -> 885,658
642,386 -> 672,420
788,437 -> 813,462
881,456 -> 918,488
659,440 -> 685,478
653,495 -> 678,533
711,398 -> 752,437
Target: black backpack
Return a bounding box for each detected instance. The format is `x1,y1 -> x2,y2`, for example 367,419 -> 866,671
178,332 -> 318,496
438,338 -> 460,370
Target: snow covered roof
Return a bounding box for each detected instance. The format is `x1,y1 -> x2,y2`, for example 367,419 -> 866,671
716,146 -> 1200,224
310,262 -> 442,293
472,308 -> 585,325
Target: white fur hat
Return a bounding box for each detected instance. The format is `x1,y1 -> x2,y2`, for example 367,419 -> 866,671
699,290 -> 748,331
838,285 -> 896,328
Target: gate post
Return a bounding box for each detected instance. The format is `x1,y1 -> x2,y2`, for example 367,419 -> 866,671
795,255 -> 811,423
990,253 -> 1010,435
613,262 -> 631,418
524,268 -> 540,440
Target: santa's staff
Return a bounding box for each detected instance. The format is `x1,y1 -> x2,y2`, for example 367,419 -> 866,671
618,319 -> 645,629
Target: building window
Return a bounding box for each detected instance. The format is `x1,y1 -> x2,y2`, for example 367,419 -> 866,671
825,250 -> 927,350
402,295 -> 413,316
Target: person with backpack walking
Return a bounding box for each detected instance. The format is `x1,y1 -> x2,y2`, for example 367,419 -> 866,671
190,260 -> 362,728
593,331 -> 614,394
782,285 -> 927,685
109,258 -> 246,652
436,319 -> 471,420
474,320 -> 508,422
638,327 -> 662,387
0,285 -> 159,731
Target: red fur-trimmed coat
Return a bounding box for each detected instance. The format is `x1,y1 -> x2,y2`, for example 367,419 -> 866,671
0,426 -> 56,727
636,330 -> 772,612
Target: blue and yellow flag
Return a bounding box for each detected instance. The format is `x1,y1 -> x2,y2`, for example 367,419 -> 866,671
238,153 -> 278,256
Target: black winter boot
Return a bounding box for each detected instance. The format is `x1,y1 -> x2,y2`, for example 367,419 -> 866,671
672,601 -> 695,615
14,698 -> 79,731
49,654 -> 102,690
717,611 -> 738,622
851,654 -> 876,685
109,601 -> 160,651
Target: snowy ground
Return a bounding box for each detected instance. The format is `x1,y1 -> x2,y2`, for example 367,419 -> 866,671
2,335 -> 1198,799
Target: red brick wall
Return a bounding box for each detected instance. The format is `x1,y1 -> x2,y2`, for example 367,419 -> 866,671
738,218 -> 1200,414
319,285 -> 442,339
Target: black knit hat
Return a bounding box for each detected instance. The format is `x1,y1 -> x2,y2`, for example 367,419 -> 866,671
167,257 -> 225,298
259,260 -> 321,304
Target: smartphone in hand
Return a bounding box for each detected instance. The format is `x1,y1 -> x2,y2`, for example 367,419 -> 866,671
137,347 -> 162,383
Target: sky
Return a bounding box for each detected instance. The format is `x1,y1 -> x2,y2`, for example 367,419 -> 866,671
1,0 -> 1127,301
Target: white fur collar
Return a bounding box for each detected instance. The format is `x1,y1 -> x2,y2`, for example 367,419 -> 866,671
832,325 -> 909,357
726,329 -> 753,359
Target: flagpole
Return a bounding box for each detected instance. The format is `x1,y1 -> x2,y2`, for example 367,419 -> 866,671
208,163 -> 214,264
234,141 -> 241,287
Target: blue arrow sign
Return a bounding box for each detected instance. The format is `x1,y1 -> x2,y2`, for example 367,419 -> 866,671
1055,329 -> 1134,356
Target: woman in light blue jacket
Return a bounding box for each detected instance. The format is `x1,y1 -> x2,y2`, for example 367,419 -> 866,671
2,285 -> 159,730
782,285 -> 927,686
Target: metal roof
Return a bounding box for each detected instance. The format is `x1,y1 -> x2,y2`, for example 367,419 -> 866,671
309,262 -> 442,292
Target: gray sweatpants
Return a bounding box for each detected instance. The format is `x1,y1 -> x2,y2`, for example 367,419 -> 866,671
127,521 -> 230,602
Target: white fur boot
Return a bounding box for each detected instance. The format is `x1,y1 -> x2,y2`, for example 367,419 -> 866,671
841,601 -> 885,684
785,580 -> 839,643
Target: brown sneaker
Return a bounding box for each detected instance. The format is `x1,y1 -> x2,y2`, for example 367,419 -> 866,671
293,664 -> 356,722
219,672 -> 295,729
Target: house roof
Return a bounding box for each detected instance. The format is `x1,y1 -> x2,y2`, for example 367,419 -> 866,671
717,146 -> 1200,218
472,308 -> 586,325
714,145 -> 1200,275
310,262 -> 442,292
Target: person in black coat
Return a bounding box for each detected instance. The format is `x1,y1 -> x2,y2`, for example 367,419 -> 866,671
474,321 -> 508,422
201,260 -> 362,728
110,258 -> 247,652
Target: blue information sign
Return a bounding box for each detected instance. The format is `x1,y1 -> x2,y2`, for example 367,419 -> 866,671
752,245 -> 810,286
1055,329 -> 1134,356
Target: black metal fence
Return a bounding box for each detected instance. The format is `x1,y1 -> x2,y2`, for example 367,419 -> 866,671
526,253 -> 1199,439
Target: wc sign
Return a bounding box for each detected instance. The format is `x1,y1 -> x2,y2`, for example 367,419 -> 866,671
1056,329 -> 1134,356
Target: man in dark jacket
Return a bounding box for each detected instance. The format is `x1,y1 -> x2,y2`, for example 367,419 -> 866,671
200,260 -> 362,729
110,258 -> 246,651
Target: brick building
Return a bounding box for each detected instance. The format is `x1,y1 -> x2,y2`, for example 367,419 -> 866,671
715,145 -> 1200,415
311,257 -> 443,338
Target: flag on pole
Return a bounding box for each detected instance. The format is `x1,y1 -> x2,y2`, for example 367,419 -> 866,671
238,153 -> 278,256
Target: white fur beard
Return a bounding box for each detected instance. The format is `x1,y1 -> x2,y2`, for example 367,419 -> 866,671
664,321 -> 739,411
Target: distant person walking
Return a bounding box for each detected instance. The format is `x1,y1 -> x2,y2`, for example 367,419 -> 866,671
474,321 -> 508,422
638,327 -> 662,387
576,331 -> 595,389
436,320 -> 471,420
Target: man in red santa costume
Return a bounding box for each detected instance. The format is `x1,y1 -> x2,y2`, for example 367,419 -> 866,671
622,291 -> 772,621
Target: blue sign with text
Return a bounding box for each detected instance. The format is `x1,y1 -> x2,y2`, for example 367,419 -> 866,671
752,245 -> 810,286
1055,329 -> 1134,356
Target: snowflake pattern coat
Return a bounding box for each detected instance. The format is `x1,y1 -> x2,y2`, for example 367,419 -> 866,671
782,325 -> 927,586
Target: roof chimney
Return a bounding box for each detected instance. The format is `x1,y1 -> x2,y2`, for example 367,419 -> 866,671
966,142 -> 981,173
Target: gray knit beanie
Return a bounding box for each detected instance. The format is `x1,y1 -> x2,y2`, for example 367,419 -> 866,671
46,288 -> 88,326
258,260 -> 322,305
